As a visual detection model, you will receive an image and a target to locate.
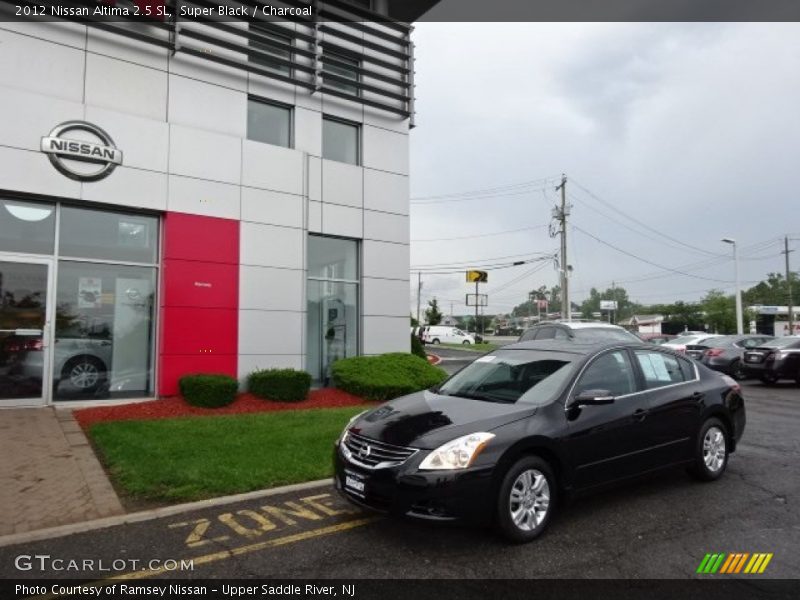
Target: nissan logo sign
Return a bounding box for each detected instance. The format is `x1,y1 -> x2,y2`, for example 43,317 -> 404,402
41,121 -> 123,182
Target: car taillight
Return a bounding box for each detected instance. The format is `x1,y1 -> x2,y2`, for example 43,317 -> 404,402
721,374 -> 741,393
705,348 -> 724,357
27,338 -> 43,351
772,351 -> 783,360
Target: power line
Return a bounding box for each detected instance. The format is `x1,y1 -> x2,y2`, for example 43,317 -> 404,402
410,176 -> 560,203
569,178 -> 726,258
411,223 -> 548,242
411,251 -> 553,269
572,224 -> 735,283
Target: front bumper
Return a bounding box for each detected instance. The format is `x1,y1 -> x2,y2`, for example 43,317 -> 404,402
333,445 -> 495,523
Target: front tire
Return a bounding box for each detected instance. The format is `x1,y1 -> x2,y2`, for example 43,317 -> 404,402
431,338 -> 440,345
688,418 -> 729,481
760,374 -> 778,385
496,456 -> 556,543
730,360 -> 746,381
462,340 -> 471,345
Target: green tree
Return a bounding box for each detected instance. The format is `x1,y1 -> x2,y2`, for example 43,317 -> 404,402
511,285 -> 558,317
410,313 -> 419,327
701,289 -> 736,333
579,285 -> 639,322
424,298 -> 443,325
743,272 -> 800,306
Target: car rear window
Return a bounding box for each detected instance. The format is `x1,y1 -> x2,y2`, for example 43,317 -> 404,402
763,336 -> 800,349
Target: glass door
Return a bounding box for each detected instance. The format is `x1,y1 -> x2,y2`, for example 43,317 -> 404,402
0,257 -> 53,406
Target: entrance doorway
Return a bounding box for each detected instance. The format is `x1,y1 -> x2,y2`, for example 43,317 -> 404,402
0,257 -> 54,406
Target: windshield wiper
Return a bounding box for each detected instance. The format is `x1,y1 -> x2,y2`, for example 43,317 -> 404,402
449,391 -> 513,403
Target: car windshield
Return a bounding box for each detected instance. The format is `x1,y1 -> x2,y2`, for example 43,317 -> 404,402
435,350 -> 576,405
763,336 -> 800,349
571,328 -> 640,342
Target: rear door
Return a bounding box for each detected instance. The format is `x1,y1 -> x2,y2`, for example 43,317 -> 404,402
630,349 -> 700,467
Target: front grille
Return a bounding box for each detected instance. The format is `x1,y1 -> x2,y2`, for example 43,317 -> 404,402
343,433 -> 417,469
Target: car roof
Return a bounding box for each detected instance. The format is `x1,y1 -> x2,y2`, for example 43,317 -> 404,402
529,321 -> 628,330
500,339 -> 652,356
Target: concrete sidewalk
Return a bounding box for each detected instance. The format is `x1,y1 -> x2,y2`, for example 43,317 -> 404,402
0,407 -> 123,536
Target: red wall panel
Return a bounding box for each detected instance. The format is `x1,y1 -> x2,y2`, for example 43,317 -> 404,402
162,212 -> 239,265
159,355 -> 237,397
161,259 -> 239,308
158,212 -> 240,396
160,307 -> 238,356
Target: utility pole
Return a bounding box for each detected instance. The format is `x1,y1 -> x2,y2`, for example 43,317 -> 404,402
784,236 -> 794,335
416,272 -> 422,325
554,174 -> 570,321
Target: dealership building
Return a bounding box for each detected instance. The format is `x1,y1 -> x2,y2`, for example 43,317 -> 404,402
0,0 -> 437,407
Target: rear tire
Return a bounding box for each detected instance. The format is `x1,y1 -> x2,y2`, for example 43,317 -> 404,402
431,338 -> 440,345
61,355 -> 106,394
688,418 -> 729,482
760,374 -> 778,385
495,456 -> 556,543
462,340 -> 470,345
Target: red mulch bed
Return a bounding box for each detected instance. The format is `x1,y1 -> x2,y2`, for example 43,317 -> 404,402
74,388 -> 371,430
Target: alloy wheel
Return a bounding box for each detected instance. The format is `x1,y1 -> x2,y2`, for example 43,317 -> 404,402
509,469 -> 550,531
69,361 -> 100,389
703,426 -> 726,473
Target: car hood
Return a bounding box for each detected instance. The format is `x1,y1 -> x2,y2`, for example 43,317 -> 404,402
349,390 -> 537,450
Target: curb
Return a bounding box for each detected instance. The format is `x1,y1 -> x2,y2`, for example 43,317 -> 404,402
0,478 -> 332,548
426,353 -> 442,365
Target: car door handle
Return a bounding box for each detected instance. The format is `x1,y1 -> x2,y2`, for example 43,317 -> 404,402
632,408 -> 648,422
691,391 -> 705,402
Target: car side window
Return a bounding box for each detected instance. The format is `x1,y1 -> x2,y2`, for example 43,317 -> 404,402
519,329 -> 536,342
575,350 -> 637,397
536,327 -> 555,340
634,351 -> 686,389
741,338 -> 759,349
677,356 -> 696,380
553,328 -> 569,340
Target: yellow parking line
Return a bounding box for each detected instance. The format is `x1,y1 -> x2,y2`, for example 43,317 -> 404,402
26,517 -> 377,600
110,517 -> 378,580
719,553 -> 736,573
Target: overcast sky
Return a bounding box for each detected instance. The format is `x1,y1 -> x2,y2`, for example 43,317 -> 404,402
407,22 -> 800,318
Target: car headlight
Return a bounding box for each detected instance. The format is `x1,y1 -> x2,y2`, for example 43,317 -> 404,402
337,410 -> 368,446
418,432 -> 495,470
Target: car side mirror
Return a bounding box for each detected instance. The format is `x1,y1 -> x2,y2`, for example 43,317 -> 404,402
573,389 -> 615,406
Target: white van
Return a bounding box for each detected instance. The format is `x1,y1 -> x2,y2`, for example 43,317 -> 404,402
422,326 -> 476,345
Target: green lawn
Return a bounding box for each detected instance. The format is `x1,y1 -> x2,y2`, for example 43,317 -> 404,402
89,407 -> 365,502
438,342 -> 499,353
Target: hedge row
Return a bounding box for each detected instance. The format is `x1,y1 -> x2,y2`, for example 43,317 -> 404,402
179,350 -> 443,408
331,352 -> 447,402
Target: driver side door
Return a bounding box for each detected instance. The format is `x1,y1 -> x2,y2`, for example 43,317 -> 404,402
564,349 -> 653,490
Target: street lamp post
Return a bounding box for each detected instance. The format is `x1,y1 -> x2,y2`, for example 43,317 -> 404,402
722,238 -> 743,334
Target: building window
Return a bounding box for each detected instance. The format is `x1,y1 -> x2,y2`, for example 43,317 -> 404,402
323,51 -> 360,97
0,199 -> 159,405
249,24 -> 292,75
322,116 -> 360,165
307,236 -> 359,384
247,97 -> 292,148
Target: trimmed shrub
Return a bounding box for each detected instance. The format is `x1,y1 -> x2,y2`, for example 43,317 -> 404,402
248,368 -> 312,402
410,334 -> 427,360
331,353 -> 447,402
179,373 -> 238,408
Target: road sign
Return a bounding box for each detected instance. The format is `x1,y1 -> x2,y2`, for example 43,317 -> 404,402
466,293 -> 488,307
600,300 -> 618,310
466,270 -> 488,283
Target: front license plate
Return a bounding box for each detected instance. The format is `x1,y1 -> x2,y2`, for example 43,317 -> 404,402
344,473 -> 365,495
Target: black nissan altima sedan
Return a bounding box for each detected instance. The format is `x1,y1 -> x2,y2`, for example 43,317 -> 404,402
333,340 -> 745,542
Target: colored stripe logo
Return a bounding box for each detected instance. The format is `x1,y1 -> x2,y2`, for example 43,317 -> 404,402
697,553 -> 773,574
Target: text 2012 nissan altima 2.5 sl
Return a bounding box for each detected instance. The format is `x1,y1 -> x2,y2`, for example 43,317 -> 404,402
333,340 -> 745,542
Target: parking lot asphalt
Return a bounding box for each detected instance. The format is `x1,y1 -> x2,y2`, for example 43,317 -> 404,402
1,379 -> 798,581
